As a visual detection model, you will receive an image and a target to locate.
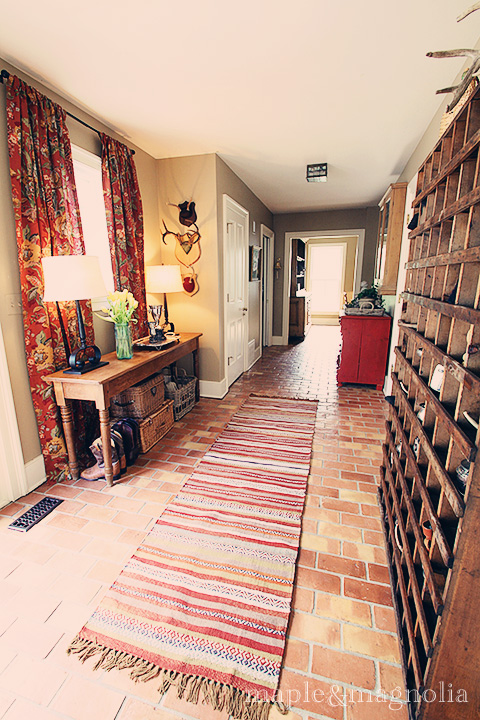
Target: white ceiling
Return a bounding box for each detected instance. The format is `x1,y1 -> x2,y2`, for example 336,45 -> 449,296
0,1 -> 479,213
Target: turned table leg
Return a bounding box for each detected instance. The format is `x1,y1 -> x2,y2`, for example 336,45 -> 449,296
99,408 -> 114,486
59,402 -> 80,481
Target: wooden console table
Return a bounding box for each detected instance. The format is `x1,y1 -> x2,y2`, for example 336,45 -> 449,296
45,332 -> 202,487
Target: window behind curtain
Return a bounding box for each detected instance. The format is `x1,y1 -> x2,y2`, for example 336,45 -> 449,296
71,145 -> 114,303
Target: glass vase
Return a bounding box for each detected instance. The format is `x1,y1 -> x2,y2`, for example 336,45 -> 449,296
115,323 -> 133,360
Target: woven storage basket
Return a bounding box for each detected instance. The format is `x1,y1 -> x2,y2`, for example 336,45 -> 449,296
344,308 -> 385,316
164,369 -> 197,421
439,78 -> 478,137
110,372 -> 165,419
138,400 -> 174,452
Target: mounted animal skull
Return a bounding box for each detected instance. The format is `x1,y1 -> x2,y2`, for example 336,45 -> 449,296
162,220 -> 201,294
162,220 -> 201,266
167,201 -> 197,227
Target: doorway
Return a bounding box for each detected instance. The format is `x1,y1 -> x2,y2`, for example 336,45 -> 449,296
261,225 -> 274,347
306,236 -> 358,325
0,321 -> 30,508
223,196 -> 249,388
282,230 -> 364,342
307,243 -> 345,323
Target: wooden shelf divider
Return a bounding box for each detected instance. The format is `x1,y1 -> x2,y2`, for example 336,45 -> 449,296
394,347 -> 476,460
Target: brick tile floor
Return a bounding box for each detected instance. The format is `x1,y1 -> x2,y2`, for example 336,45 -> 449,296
0,327 -> 408,720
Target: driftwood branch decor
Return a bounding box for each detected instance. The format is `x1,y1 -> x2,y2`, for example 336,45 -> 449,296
427,49 -> 480,111
457,2 -> 480,22
427,5 -> 480,112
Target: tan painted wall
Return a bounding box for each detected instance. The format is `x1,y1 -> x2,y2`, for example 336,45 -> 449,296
155,154 -> 221,383
215,157 -> 273,360
154,154 -> 272,385
0,58 -> 161,463
272,207 -> 379,336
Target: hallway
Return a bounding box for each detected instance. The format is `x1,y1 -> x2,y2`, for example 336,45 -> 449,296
0,327 -> 407,720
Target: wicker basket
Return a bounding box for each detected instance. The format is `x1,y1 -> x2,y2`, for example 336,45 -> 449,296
344,308 -> 385,316
138,400 -> 174,452
110,373 -> 165,419
439,78 -> 478,137
164,369 -> 197,421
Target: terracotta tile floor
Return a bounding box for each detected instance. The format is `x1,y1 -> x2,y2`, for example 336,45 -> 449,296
0,327 -> 408,720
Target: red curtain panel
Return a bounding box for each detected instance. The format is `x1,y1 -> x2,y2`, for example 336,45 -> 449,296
101,134 -> 147,340
6,74 -> 95,482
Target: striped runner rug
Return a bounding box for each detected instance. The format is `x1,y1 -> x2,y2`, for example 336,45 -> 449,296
68,394 -> 318,719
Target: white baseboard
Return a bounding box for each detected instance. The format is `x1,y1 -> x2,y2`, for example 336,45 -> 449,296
247,342 -> 261,370
24,454 -> 46,495
199,378 -> 228,399
271,335 -> 285,346
312,318 -> 340,326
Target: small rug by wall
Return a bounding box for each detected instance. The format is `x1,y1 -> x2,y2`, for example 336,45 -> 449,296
68,394 -> 317,720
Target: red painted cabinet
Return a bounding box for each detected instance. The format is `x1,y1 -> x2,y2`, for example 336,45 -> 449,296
337,315 -> 392,390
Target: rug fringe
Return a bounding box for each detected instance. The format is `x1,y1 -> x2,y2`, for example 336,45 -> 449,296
66,636 -> 288,719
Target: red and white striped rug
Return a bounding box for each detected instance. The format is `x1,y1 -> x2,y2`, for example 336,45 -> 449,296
68,394 -> 318,719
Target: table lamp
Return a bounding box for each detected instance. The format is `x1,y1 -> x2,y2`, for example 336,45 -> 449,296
146,265 -> 183,341
42,255 -> 109,374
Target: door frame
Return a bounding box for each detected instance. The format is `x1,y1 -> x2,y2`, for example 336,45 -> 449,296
260,224 -> 274,347
0,320 -> 28,508
223,194 -> 249,388
281,229 -> 365,343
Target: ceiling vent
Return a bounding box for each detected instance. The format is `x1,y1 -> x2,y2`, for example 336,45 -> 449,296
306,163 -> 327,182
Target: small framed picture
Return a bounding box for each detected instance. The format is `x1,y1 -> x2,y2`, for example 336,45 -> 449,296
249,245 -> 262,281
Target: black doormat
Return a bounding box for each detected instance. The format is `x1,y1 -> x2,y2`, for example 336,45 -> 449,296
8,496 -> 63,532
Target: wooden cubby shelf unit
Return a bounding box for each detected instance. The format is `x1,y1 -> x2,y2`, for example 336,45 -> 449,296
379,84 -> 480,719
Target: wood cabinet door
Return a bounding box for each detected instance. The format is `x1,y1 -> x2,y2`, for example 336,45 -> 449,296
337,317 -> 362,383
357,317 -> 391,385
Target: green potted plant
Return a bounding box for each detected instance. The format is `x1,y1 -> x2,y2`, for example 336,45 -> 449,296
344,283 -> 386,315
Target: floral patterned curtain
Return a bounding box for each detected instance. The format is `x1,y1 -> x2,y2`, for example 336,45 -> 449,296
6,74 -> 95,482
101,134 -> 147,339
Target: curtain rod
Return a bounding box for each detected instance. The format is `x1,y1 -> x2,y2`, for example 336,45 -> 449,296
0,69 -> 135,155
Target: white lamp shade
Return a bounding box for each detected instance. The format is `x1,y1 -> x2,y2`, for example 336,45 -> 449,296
146,265 -> 183,293
42,255 -> 107,301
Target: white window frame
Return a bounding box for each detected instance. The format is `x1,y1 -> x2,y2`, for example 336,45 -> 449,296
71,144 -> 114,310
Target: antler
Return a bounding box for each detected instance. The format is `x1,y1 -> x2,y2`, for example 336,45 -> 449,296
427,48 -> 480,112
457,2 -> 480,21
162,220 -> 201,245
162,220 -> 178,244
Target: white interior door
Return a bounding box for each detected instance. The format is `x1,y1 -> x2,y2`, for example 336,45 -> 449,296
261,225 -> 274,347
224,196 -> 248,387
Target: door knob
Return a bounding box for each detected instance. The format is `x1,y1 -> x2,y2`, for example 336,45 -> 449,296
242,307 -> 248,313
